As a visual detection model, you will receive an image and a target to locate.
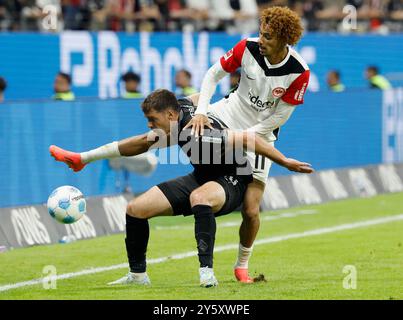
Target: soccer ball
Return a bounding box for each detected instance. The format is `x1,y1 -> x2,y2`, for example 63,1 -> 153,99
47,186 -> 86,224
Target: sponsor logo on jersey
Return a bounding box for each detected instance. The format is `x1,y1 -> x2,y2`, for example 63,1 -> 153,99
248,91 -> 274,111
272,87 -> 286,98
224,175 -> 239,186
187,105 -> 196,117
294,82 -> 307,102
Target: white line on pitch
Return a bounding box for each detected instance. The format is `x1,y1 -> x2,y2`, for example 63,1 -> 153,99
1,213 -> 402,293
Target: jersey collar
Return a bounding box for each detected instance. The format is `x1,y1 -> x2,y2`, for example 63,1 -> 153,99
264,46 -> 291,69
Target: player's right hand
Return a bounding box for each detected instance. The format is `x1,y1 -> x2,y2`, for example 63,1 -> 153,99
285,158 -> 314,174
183,114 -> 213,137
49,145 -> 86,172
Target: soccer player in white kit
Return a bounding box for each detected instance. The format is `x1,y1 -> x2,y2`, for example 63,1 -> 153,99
185,6 -> 310,283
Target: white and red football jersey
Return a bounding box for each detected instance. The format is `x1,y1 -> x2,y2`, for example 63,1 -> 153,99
209,37 -> 310,140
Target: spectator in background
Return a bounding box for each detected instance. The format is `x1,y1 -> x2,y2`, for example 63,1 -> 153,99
365,66 -> 392,90
0,0 -> 8,30
122,0 -> 162,32
62,0 -> 83,30
326,70 -> 345,92
85,0 -> 105,30
92,0 -> 163,32
230,70 -> 241,92
175,69 -> 197,96
0,0 -> 24,30
101,0 -> 135,31
143,0 -> 169,31
230,0 -> 259,33
208,0 -> 234,31
185,0 -> 210,31
347,0 -> 388,32
121,71 -> 142,99
387,0 -> 403,27
91,0 -> 131,31
160,0 -> 193,31
387,0 -> 403,21
256,0 -> 288,12
20,0 -> 42,31
53,72 -> 75,100
291,0 -> 325,31
0,77 -> 7,102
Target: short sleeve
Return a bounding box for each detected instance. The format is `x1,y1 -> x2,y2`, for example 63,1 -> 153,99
281,70 -> 310,105
220,39 -> 247,73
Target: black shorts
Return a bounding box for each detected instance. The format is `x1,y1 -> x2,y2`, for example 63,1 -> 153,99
157,172 -> 248,217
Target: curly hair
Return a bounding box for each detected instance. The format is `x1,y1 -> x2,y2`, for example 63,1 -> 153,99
260,6 -> 303,46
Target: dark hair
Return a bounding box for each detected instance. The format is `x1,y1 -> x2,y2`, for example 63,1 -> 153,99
329,70 -> 340,79
121,71 -> 141,83
58,72 -> 72,84
367,66 -> 379,74
141,89 -> 180,113
177,69 -> 192,80
0,77 -> 6,92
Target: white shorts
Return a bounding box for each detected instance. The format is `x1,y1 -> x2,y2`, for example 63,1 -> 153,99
246,145 -> 273,185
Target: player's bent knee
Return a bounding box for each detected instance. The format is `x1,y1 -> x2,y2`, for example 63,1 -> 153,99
127,201 -> 148,219
126,202 -> 138,218
189,190 -> 210,207
242,205 -> 260,221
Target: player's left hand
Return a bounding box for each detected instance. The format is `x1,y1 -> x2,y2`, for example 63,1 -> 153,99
183,114 -> 213,137
285,158 -> 314,173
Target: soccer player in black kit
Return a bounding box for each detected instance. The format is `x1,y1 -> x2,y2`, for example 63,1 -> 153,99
50,89 -> 313,287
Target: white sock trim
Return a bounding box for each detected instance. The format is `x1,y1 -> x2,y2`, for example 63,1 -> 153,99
80,141 -> 121,164
239,244 -> 254,252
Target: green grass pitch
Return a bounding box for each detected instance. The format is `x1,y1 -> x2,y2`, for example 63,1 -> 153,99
1,192 -> 403,300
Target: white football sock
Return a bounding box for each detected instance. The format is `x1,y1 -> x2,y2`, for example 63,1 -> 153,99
130,271 -> 147,278
80,141 -> 121,164
234,243 -> 253,269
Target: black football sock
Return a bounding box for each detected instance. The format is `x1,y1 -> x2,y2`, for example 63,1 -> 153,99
125,214 -> 149,273
193,205 -> 216,268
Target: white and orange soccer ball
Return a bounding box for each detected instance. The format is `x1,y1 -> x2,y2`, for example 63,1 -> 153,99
47,186 -> 86,224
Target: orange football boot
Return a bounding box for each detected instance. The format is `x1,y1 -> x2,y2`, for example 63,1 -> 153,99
234,268 -> 254,283
49,145 -> 86,172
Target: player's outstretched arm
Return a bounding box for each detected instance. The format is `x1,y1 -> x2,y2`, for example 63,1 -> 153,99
227,131 -> 314,174
118,131 -> 162,156
50,131 -> 166,172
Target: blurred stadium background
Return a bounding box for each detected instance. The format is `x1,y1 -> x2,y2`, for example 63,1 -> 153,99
0,0 -> 403,300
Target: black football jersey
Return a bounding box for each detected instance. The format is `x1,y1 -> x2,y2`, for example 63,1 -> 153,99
176,98 -> 252,184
